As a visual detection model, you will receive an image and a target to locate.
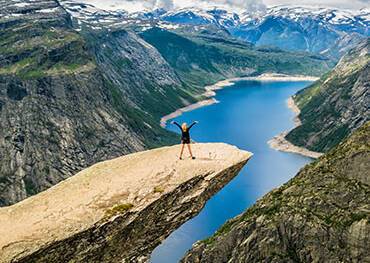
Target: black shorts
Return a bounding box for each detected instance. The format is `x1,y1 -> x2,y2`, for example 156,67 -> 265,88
182,138 -> 190,144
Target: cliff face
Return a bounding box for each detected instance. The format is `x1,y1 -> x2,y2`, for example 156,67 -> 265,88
182,123 -> 370,263
286,39 -> 369,152
0,0 -> 184,206
0,143 -> 252,263
87,29 -> 199,119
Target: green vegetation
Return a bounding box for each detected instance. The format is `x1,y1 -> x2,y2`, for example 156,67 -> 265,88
103,77 -> 179,148
104,203 -> 134,219
202,218 -> 238,245
201,188 -> 285,246
0,28 -> 80,54
197,122 -> 370,254
140,27 -> 333,89
24,178 -> 38,196
0,23 -> 94,79
0,57 -> 34,74
154,186 -> 165,193
293,71 -> 332,109
286,40 -> 369,152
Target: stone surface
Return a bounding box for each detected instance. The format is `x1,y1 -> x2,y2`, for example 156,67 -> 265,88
0,143 -> 252,263
182,123 -> 369,263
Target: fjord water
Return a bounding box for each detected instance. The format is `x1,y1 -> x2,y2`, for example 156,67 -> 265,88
151,80 -> 313,262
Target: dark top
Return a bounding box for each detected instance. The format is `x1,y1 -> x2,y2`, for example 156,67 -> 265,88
173,121 -> 197,143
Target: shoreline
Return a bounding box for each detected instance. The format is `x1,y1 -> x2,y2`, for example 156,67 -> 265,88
160,73 -> 319,128
241,73 -> 319,82
160,98 -> 219,128
267,97 -> 323,159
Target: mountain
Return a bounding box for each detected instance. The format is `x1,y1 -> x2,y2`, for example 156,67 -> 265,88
182,122 -> 370,263
140,28 -> 332,87
0,0 -> 332,206
132,6 -> 369,59
233,6 -> 369,56
286,39 -> 369,152
61,2 -> 369,58
157,7 -> 241,28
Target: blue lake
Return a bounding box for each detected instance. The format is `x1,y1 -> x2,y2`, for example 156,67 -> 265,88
151,80 -> 313,263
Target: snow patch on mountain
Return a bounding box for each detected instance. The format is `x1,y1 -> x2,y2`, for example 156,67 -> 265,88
60,1 -> 369,57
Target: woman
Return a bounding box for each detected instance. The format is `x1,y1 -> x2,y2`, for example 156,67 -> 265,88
171,120 -> 198,160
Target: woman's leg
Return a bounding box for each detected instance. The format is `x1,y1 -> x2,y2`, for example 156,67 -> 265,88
179,143 -> 185,159
187,143 -> 194,158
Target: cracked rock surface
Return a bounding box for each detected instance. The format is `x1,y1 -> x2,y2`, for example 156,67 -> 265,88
0,143 -> 252,263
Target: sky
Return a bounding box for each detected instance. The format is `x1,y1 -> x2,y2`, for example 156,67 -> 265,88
80,0 -> 369,12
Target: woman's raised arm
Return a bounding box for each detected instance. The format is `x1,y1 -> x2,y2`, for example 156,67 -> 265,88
171,121 -> 182,130
188,121 -> 199,130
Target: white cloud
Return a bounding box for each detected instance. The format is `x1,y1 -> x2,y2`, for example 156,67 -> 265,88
69,0 -> 369,12
154,0 -> 174,10
180,0 -> 266,11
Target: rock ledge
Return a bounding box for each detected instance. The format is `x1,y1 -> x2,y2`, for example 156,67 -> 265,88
0,143 -> 252,263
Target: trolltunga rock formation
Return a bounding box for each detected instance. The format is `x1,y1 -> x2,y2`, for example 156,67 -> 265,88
0,143 -> 252,263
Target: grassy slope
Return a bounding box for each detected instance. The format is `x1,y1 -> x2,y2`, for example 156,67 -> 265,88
140,27 -> 333,88
286,39 -> 369,152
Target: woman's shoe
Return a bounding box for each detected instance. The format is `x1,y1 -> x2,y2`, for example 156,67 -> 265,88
192,156 -> 196,160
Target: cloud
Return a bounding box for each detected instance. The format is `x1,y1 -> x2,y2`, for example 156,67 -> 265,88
173,0 -> 266,11
178,0 -> 368,10
215,0 -> 266,11
154,0 -> 174,10
72,0 -> 368,12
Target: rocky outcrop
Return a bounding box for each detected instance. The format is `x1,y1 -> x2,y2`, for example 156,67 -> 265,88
0,143 -> 252,263
286,38 -> 369,152
182,123 -> 369,263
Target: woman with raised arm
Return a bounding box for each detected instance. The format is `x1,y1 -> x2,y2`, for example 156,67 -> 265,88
171,121 -> 198,160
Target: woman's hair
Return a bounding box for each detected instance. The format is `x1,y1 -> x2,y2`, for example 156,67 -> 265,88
181,123 -> 187,131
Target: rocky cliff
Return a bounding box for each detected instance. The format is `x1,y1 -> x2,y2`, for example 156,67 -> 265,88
0,0 -> 190,206
182,123 -> 369,263
86,28 -> 199,120
0,143 -> 252,263
286,38 -> 369,152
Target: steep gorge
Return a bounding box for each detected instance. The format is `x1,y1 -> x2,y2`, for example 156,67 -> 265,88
0,0 -> 333,207
182,39 -> 370,262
